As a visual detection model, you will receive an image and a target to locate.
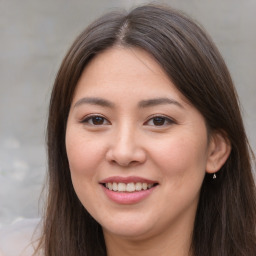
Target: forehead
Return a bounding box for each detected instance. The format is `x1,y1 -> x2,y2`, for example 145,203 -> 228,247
72,46 -> 189,106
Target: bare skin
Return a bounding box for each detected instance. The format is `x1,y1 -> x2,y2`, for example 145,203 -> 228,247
66,47 -> 231,256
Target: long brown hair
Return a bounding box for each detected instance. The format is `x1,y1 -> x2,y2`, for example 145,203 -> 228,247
35,4 -> 256,255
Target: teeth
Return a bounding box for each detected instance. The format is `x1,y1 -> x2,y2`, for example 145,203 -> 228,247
117,183 -> 126,192
135,182 -> 142,191
126,183 -> 135,192
107,183 -> 112,190
147,184 -> 153,189
105,182 -> 155,192
112,182 -> 118,191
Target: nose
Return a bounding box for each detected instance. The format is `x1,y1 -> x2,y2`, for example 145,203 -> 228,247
105,126 -> 146,167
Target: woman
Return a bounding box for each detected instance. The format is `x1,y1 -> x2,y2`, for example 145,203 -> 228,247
30,4 -> 256,256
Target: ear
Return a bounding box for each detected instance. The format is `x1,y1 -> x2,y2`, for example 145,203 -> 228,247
206,131 -> 231,174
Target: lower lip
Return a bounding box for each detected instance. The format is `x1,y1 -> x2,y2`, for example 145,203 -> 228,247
102,185 -> 157,205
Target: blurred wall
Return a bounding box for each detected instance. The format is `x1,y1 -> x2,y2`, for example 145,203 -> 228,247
0,0 -> 255,227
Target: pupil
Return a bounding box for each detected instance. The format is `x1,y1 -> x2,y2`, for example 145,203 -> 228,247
153,117 -> 165,126
92,116 -> 104,125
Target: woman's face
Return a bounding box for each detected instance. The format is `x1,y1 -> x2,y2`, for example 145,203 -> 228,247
66,47 -> 213,241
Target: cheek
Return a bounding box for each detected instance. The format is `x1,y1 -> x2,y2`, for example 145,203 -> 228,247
150,135 -> 208,214
150,134 -> 208,179
65,129 -> 105,209
65,129 -> 105,177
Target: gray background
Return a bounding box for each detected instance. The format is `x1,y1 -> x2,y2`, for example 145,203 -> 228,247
0,0 -> 255,227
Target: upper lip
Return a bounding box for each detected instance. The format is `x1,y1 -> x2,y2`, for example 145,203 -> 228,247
99,176 -> 158,184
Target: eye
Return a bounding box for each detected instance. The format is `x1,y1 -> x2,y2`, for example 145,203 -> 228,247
81,115 -> 110,126
145,115 -> 175,126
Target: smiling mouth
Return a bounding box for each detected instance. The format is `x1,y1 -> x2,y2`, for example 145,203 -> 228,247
102,182 -> 158,192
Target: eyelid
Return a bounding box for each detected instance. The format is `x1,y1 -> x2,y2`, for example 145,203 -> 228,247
79,114 -> 175,126
80,114 -> 111,125
144,114 -> 176,126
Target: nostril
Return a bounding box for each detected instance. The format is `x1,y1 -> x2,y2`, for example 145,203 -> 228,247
105,145 -> 147,167
109,159 -> 137,167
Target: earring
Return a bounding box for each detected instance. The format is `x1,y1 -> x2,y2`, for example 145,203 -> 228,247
213,173 -> 217,179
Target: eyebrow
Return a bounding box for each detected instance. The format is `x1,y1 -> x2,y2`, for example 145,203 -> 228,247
73,96 -> 184,109
138,97 -> 184,109
73,97 -> 115,108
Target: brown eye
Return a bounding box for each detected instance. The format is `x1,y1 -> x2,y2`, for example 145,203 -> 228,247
145,115 -> 175,127
82,115 -> 110,126
91,116 -> 105,125
152,117 -> 166,126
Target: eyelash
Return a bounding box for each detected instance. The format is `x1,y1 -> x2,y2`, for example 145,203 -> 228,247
81,114 -> 175,127
144,115 -> 175,127
81,115 -> 110,126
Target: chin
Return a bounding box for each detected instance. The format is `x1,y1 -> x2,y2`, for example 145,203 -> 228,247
103,226 -> 153,241
100,215 -> 158,240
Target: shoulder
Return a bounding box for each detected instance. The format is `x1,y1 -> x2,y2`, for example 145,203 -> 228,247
0,218 -> 41,256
